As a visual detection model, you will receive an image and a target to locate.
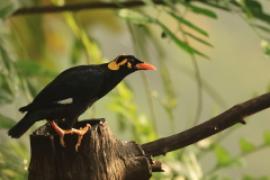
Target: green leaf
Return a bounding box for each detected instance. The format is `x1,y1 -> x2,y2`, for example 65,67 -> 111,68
70,39 -> 84,65
0,113 -> 16,129
185,32 -> 213,47
1,168 -> 17,178
0,44 -> 13,71
15,60 -> 56,78
0,74 -> 13,104
118,9 -> 154,25
239,138 -> 255,153
141,0 -> 154,6
255,24 -> 270,33
244,0 -> 262,16
156,20 -> 209,59
261,40 -> 270,56
214,145 -> 233,166
263,130 -> 270,145
243,175 -> 270,180
168,11 -> 209,37
196,1 -> 231,11
0,0 -> 17,19
243,0 -> 270,25
117,83 -> 133,100
187,3 -> 218,19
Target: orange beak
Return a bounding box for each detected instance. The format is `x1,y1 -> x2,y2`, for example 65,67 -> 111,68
136,63 -> 157,71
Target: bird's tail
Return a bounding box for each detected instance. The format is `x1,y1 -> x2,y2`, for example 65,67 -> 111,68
8,114 -> 36,138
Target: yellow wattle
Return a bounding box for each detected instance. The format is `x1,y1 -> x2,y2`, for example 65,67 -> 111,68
108,61 -> 119,70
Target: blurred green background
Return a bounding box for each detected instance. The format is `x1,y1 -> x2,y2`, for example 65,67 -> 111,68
1,0 -> 270,179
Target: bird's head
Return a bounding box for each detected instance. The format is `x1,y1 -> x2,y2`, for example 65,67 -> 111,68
107,55 -> 156,73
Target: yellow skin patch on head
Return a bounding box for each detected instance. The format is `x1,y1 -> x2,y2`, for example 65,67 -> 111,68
127,62 -> 132,69
108,59 -> 128,71
108,61 -> 119,70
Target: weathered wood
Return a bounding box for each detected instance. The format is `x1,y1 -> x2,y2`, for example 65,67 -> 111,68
28,119 -> 159,180
27,92 -> 270,179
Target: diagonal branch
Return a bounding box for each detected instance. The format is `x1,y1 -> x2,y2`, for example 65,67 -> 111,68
12,0 -> 165,16
142,92 -> 270,157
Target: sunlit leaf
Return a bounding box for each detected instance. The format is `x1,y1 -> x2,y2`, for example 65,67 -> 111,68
117,83 -> 133,100
70,39 -> 84,65
168,11 -> 209,37
127,23 -> 150,57
0,44 -> 13,71
239,138 -> 255,153
214,145 -> 233,166
0,74 -> 13,104
196,1 -> 230,11
118,9 -> 154,25
156,20 -> 209,59
1,168 -> 17,178
244,0 -> 262,16
15,60 -> 56,78
243,0 -> 270,25
25,79 -> 39,97
255,24 -> 270,33
243,175 -> 270,180
207,174 -> 219,180
185,32 -> 213,47
0,0 -> 17,19
0,113 -> 16,129
263,130 -> 270,145
159,63 -> 177,122
261,40 -> 270,56
141,0 -> 154,6
187,3 -> 218,19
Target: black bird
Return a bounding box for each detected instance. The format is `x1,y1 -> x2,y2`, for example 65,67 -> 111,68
8,55 -> 156,150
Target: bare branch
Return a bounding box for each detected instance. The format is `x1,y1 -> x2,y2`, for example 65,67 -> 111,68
11,0 -> 232,16
12,0 -> 165,16
142,92 -> 270,157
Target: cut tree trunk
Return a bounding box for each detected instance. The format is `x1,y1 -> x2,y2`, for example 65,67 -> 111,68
26,92 -> 270,180
28,119 -> 161,180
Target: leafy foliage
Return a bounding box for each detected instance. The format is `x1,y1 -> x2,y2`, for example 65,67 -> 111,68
239,138 -> 255,154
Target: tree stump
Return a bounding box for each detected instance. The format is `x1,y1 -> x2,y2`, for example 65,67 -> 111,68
28,118 -> 161,180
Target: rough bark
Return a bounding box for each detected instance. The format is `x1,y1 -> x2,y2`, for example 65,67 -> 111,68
28,119 -> 161,180
28,92 -> 270,180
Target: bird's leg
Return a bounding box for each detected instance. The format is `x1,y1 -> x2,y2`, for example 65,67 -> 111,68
49,120 -> 91,151
73,124 -> 91,151
49,120 -> 66,147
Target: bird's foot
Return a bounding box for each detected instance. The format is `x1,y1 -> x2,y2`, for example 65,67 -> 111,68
49,121 -> 91,151
74,124 -> 91,151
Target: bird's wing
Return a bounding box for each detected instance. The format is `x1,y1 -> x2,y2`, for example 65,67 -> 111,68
23,66 -> 104,111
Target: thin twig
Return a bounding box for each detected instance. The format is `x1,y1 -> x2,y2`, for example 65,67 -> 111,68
176,9 -> 203,126
142,92 -> 270,157
171,63 -> 227,108
12,0 -> 232,16
127,23 -> 159,134
12,1 -> 165,16
141,73 -> 159,134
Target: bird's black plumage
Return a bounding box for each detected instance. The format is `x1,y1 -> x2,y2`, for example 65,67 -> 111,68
8,55 -> 156,138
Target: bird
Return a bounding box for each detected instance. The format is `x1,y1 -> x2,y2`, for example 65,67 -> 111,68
8,55 -> 156,150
